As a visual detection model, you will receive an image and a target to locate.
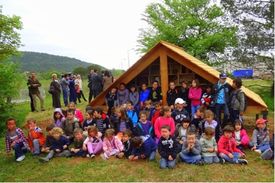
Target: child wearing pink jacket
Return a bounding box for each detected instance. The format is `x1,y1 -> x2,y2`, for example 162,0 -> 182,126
68,102 -> 84,124
154,106 -> 175,139
188,79 -> 202,116
101,129 -> 124,160
232,120 -> 250,152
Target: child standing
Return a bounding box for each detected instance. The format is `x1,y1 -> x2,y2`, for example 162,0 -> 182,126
201,86 -> 214,111
133,111 -> 154,138
126,101 -> 139,127
200,127 -> 220,164
129,85 -> 139,110
117,83 -> 129,106
39,127 -> 71,162
158,125 -> 179,169
61,109 -> 80,142
83,126 -> 103,158
53,108 -> 66,128
101,129 -> 124,160
250,118 -> 272,157
5,118 -> 29,162
26,119 -> 45,155
129,136 -> 157,161
218,125 -> 248,164
179,131 -> 202,164
232,119 -> 250,152
154,106 -> 176,139
190,106 -> 205,131
139,83 -> 150,110
105,87 -> 118,116
166,81 -> 178,108
175,118 -> 190,145
149,81 -> 162,103
172,98 -> 189,126
70,128 -> 86,157
188,79 -> 202,116
151,102 -> 162,126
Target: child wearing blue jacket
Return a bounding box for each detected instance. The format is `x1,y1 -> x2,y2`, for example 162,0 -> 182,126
126,101 -> 139,127
128,136 -> 156,161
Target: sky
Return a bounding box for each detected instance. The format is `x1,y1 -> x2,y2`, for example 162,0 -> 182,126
1,0 -> 158,70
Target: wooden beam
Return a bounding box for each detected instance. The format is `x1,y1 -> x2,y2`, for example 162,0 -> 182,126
160,49 -> 168,106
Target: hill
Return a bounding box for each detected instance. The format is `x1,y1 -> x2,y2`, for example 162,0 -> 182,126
11,51 -> 104,72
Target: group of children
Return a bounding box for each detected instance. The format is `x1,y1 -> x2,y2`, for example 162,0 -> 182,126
5,101 -> 273,169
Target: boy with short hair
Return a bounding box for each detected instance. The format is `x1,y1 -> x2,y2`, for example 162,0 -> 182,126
166,81 -> 178,108
92,107 -> 110,136
120,129 -> 133,158
158,125 -> 179,169
172,98 -> 189,126
61,109 -> 80,142
126,101 -> 139,127
70,128 -> 86,157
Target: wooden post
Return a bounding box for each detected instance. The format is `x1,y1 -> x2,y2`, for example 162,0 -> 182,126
160,49 -> 168,106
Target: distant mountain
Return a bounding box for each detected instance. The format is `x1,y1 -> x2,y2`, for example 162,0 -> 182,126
11,51 -> 104,72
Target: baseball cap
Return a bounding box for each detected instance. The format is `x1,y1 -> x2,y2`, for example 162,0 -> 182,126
175,98 -> 186,104
219,73 -> 227,79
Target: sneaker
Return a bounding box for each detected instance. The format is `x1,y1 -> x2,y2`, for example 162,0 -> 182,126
254,149 -> 262,154
238,159 -> 248,165
220,158 -> 226,164
100,153 -> 107,160
90,154 -> 95,158
39,157 -> 49,163
16,155 -> 25,162
261,149 -> 274,160
86,154 -> 90,158
195,160 -> 204,166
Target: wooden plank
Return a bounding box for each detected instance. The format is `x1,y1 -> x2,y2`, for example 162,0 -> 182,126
160,49 -> 168,106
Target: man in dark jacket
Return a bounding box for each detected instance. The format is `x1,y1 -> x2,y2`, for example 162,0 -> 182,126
27,75 -> 35,112
49,74 -> 61,108
88,69 -> 103,101
27,72 -> 45,112
60,74 -> 69,106
150,81 -> 162,103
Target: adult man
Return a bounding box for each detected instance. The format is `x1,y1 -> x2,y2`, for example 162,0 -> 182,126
88,69 -> 103,102
27,72 -> 45,112
60,74 -> 69,106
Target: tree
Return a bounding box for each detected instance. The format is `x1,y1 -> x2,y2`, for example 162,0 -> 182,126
221,0 -> 274,73
138,0 -> 237,64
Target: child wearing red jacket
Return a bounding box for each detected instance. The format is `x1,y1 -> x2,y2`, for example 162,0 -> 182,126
232,120 -> 250,152
218,125 -> 248,164
26,119 -> 45,155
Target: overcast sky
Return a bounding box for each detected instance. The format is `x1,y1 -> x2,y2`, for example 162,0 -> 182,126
1,0 -> 158,70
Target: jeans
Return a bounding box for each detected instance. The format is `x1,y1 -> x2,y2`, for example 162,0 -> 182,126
45,150 -> 71,160
203,155 -> 220,164
33,139 -> 40,154
62,89 -> 69,106
215,103 -> 229,127
13,142 -> 27,159
159,158 -> 176,169
219,152 -> 240,164
257,144 -> 271,153
179,153 -> 201,164
191,105 -> 200,117
149,151 -> 156,161
71,149 -> 86,157
230,109 -> 240,124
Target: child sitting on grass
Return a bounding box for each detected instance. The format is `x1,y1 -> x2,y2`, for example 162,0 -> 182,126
250,118 -> 273,160
61,109 -> 80,142
198,110 -> 220,141
232,119 -> 250,152
5,118 -> 29,162
39,127 -> 71,162
68,102 -> 84,124
200,127 -> 220,164
120,130 -> 133,159
70,128 -> 86,157
101,129 -> 124,160
53,108 -> 66,128
113,107 -> 133,134
92,107 -> 110,137
82,110 -> 94,132
133,111 -> 154,138
26,118 -> 45,155
83,126 -> 103,158
218,125 -> 248,164
158,125 -> 179,169
179,130 -> 202,165
41,124 -> 55,153
175,118 -> 190,144
128,136 -> 157,161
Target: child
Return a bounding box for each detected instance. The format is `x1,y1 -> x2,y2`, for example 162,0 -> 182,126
133,111 -> 154,138
158,125 -> 179,169
5,118 -> 29,162
188,79 -> 202,116
190,106 -> 205,131
83,126 -> 103,158
139,83 -> 150,110
129,85 -> 139,109
199,127 -> 220,164
26,119 -> 45,155
39,127 -> 71,162
101,129 -> 124,160
218,125 -> 248,164
129,136 -> 157,161
117,83 -> 129,106
175,118 -> 190,144
166,81 -> 178,108
144,100 -> 155,121
105,87 -> 118,116
201,86 -> 214,110
53,108 -> 66,128
120,129 -> 133,158
172,98 -> 189,126
82,110 -> 94,131
126,101 -> 139,127
154,106 -> 176,139
232,119 -> 250,152
149,80 -> 162,103
92,107 -> 110,136
198,110 -> 220,141
113,107 -> 133,134
61,109 -> 80,142
151,101 -> 162,126
41,124 -> 55,153
179,131 -> 202,164
70,128 -> 86,157
68,102 -> 84,124
250,118 -> 272,157
178,81 -> 189,106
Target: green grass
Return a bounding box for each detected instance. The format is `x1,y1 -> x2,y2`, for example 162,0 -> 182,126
0,79 -> 274,182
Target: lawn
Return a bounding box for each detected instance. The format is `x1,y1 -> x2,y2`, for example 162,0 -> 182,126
0,79 -> 274,182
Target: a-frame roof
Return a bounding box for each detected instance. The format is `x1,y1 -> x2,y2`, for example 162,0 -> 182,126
91,41 -> 267,113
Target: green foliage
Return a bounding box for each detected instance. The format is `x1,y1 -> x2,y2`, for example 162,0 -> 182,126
138,0 -> 237,62
111,68 -> 125,78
